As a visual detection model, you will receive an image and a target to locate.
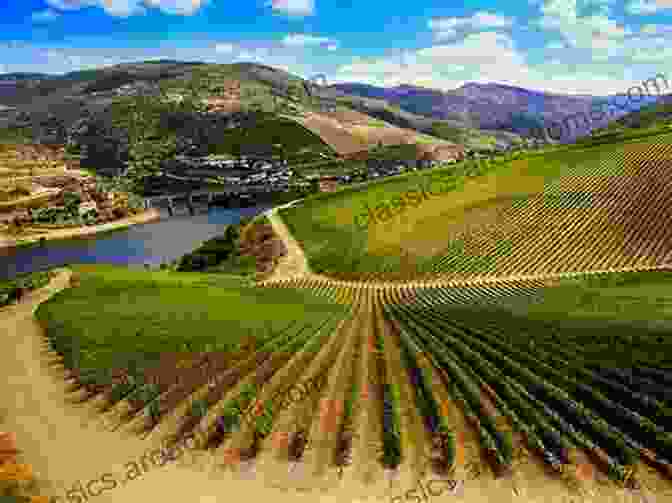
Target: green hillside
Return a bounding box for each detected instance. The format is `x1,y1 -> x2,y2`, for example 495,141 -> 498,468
279,130 -> 672,279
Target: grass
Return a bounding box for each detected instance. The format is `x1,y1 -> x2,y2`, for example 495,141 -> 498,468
0,127 -> 33,144
209,112 -> 334,159
35,264 -> 348,387
520,269 -> 672,339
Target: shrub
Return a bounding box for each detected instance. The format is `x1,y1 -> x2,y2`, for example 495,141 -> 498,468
63,191 -> 82,216
0,270 -> 52,307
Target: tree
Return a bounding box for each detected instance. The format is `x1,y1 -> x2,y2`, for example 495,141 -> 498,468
224,224 -> 240,244
110,93 -> 178,192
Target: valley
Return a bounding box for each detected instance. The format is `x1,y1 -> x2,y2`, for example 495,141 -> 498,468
1,56 -> 672,503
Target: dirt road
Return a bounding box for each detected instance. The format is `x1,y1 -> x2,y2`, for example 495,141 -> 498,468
261,206 -> 312,282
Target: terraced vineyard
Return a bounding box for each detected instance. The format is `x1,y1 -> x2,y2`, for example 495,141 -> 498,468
0,143 -> 75,180
258,269 -> 672,494
425,136 -> 672,279
30,132 -> 672,499
34,263 -> 672,498
280,131 -> 672,280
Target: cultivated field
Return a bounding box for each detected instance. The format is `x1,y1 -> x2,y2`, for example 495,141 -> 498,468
293,108 -> 457,157
33,265 -> 672,500
196,74 -> 456,158
18,128 -> 672,502
280,131 -> 672,280
0,143 -> 78,180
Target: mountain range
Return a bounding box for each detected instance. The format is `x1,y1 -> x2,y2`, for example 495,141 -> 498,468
0,61 -> 669,153
329,80 -> 666,142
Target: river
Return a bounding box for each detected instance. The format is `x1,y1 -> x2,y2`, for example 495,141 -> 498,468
0,205 -> 270,280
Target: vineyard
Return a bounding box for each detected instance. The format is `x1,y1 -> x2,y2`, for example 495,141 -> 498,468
280,131 -> 672,280
26,129 -> 672,501
0,143 -> 77,180
423,136 -> 672,279
32,263 -> 672,498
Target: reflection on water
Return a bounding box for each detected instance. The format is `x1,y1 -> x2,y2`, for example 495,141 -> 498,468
0,205 -> 269,280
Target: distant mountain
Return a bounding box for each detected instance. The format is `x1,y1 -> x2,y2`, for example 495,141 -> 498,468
326,83 -> 392,101
0,60 -> 521,153
0,72 -> 55,81
329,81 -> 661,143
606,94 -> 672,130
324,84 -> 523,150
1,61 -> 486,173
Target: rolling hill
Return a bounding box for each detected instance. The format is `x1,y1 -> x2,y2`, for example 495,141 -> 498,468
32,124 -> 672,498
0,61 -> 522,160
330,81 -> 666,143
607,94 -> 672,130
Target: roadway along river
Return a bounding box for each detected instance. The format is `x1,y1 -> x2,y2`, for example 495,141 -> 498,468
0,204 -> 269,280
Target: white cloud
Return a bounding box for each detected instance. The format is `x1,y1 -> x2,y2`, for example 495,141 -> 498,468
44,0 -> 145,16
428,11 -> 514,40
234,47 -> 271,62
44,0 -> 98,11
427,19 -> 459,40
43,0 -> 208,17
214,43 -> 235,53
143,0 -> 208,15
31,9 -> 62,22
416,33 -> 523,75
266,0 -> 314,17
626,0 -> 669,14
534,0 -> 672,67
1,40 -> 330,80
427,18 -> 460,31
103,0 -> 146,16
331,30 -> 662,95
335,32 -> 531,90
471,12 -> 514,28
538,0 -> 636,56
281,34 -> 339,50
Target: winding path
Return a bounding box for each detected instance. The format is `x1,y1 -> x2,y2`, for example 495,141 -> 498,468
261,202 -> 312,282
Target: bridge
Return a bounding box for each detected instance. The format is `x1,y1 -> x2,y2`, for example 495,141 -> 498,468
142,185 -> 272,216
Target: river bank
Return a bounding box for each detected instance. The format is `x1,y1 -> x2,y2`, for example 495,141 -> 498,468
0,205 -> 269,280
0,208 -> 161,250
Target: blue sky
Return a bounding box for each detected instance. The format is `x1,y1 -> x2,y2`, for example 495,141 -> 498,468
1,0 -> 672,95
